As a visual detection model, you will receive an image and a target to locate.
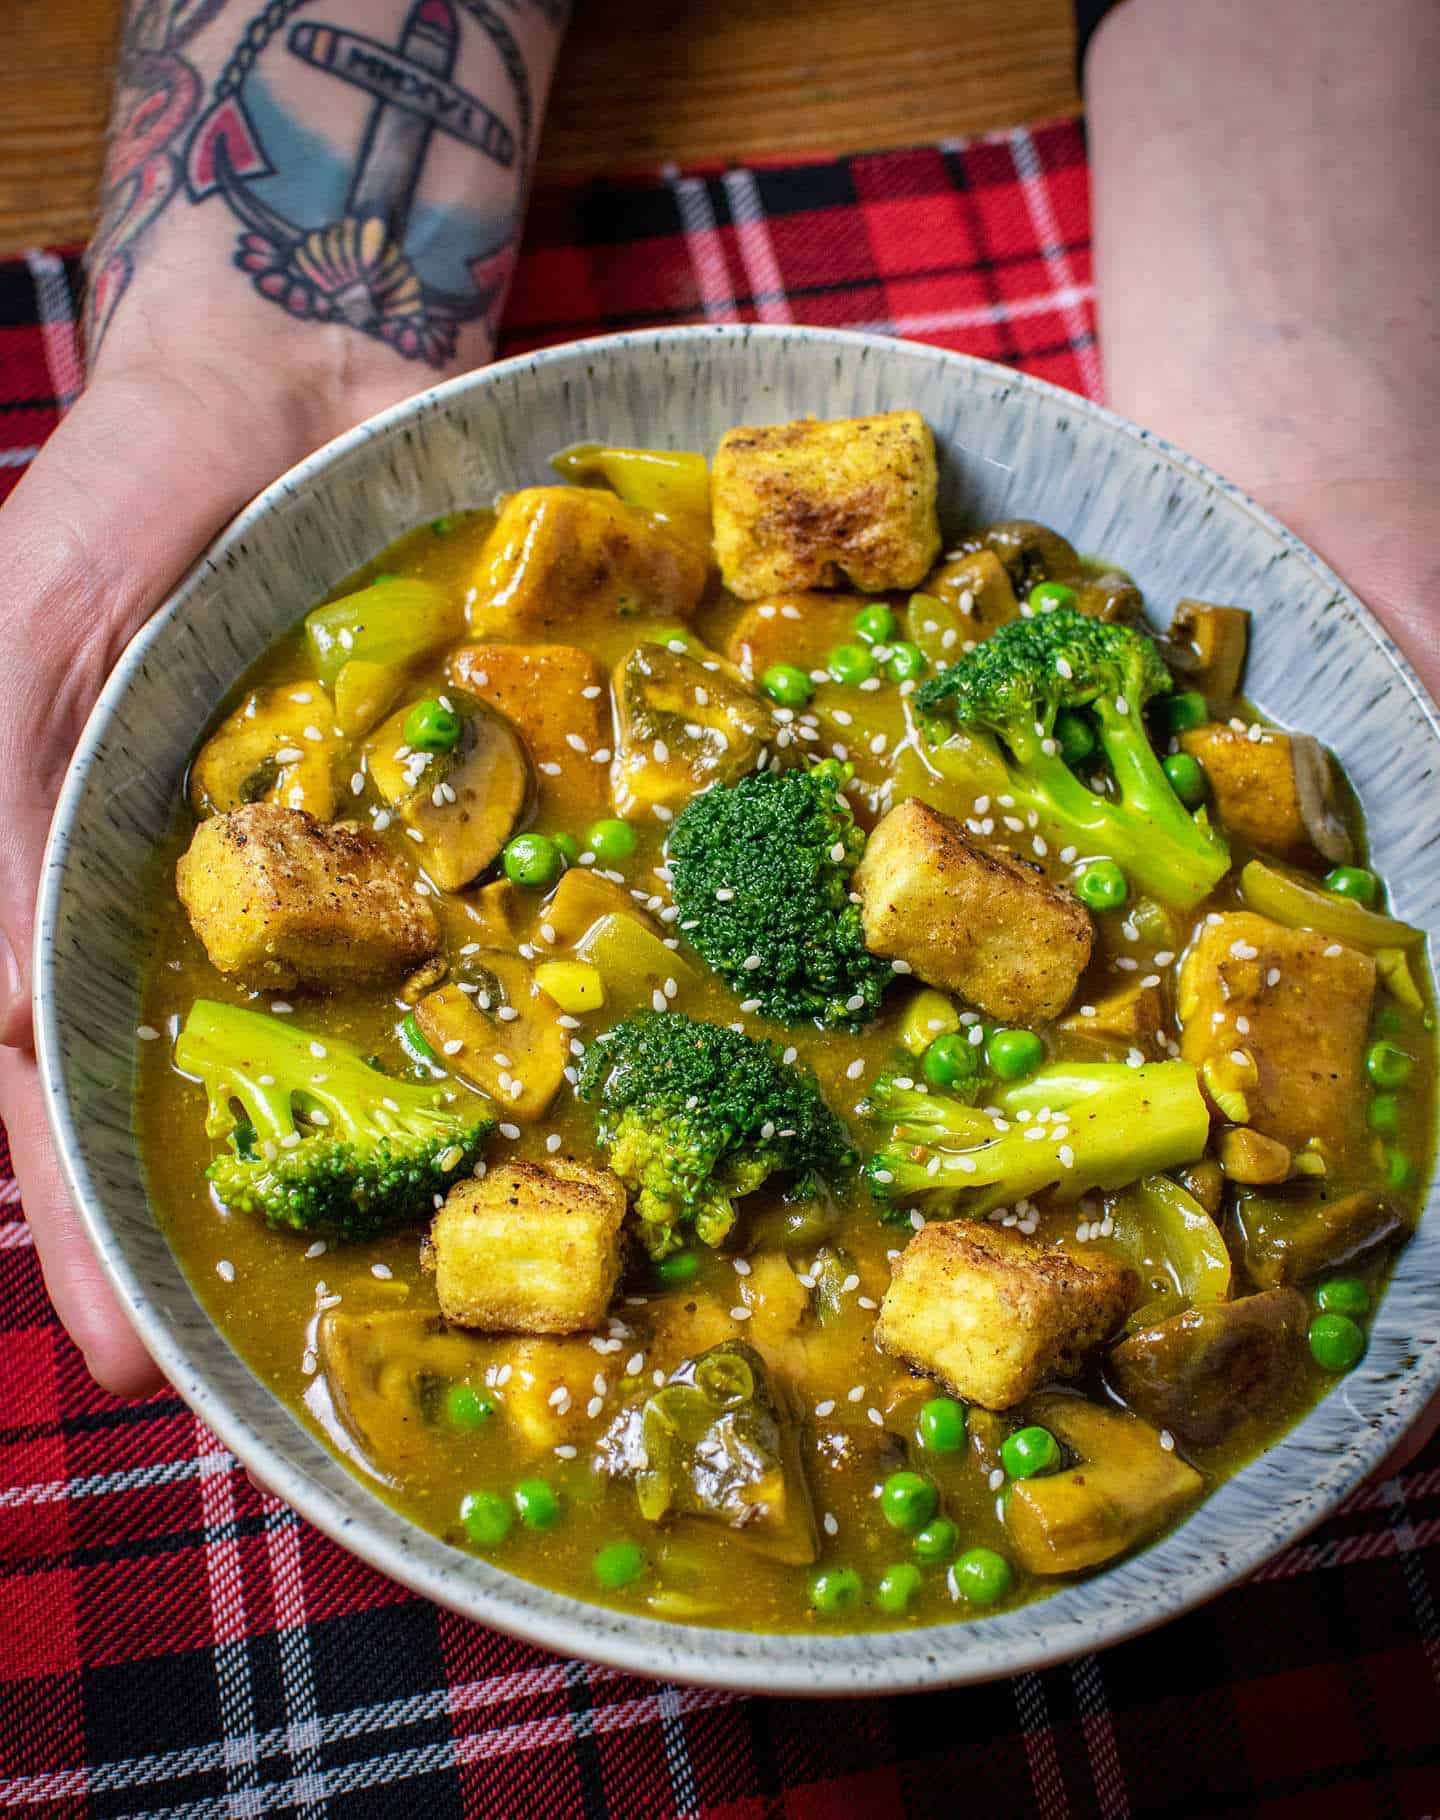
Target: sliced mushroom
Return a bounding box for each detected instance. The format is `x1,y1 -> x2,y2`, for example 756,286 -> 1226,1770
189,686 -> 343,820
1233,1184 -> 1406,1288
959,520 -> 1083,590
414,948 -> 567,1121
914,548 -> 1019,651
1217,1126 -> 1293,1185
1290,733 -> 1353,865
315,1307 -> 488,1481
611,641 -> 778,814
1106,1289 -> 1309,1450
1075,571 -> 1145,624
1005,1393 -> 1203,1575
366,691 -> 532,891
1167,599 -> 1250,704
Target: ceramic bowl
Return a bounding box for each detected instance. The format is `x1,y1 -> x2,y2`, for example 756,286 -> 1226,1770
35,325 -> 1440,1694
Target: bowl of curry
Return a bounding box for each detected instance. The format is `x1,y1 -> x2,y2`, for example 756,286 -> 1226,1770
35,326 -> 1440,1692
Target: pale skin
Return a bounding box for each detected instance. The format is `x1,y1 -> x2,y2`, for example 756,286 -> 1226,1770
1,0 -> 1436,1489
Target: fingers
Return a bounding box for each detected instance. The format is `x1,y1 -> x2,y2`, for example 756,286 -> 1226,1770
1,1048 -> 163,1398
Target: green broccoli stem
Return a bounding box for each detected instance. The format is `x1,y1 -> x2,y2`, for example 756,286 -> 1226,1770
175,1000 -> 465,1152
1090,699 -> 1229,904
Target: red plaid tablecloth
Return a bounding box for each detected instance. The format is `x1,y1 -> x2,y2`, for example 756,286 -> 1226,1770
3,122 -> 1439,1817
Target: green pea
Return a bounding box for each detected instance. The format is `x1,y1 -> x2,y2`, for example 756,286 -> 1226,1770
513,1478 -> 562,1530
593,1541 -> 647,1590
912,1518 -> 960,1564
459,1489 -> 512,1548
917,1396 -> 967,1454
1309,1312 -> 1365,1373
1000,1425 -> 1062,1479
809,1566 -> 863,1616
1054,708 -> 1096,765
445,1384 -> 495,1430
923,1032 -> 981,1091
987,1027 -> 1043,1081
879,1470 -> 939,1533
1366,1040 -> 1413,1089
1075,859 -> 1128,912
403,698 -> 463,753
951,1547 -> 1013,1607
875,1562 -> 924,1614
586,817 -> 637,864
656,1249 -> 700,1287
1162,752 -> 1208,808
1375,1004 -> 1406,1039
503,832 -> 564,889
400,1012 -> 439,1065
760,663 -> 814,708
1367,1094 -> 1400,1136
1324,866 -> 1378,907
827,642 -> 878,687
1028,581 -> 1076,612
431,514 -> 456,536
853,602 -> 898,645
885,641 -> 928,684
1162,690 -> 1209,734
1383,1147 -> 1416,1192
1315,1277 -> 1370,1318
552,832 -> 579,865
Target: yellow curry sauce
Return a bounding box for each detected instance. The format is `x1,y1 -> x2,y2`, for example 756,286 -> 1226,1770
136,425 -> 1436,1632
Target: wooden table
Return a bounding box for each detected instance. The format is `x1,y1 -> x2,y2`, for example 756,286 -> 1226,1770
3,0 -> 1078,253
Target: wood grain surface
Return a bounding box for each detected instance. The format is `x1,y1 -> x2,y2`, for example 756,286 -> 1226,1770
2,0 -> 1078,253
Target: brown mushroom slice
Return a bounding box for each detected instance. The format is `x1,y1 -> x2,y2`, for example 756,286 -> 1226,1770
1233,1184 -> 1407,1288
1106,1289 -> 1309,1451
913,549 -> 1020,653
611,641 -> 779,814
1005,1394 -> 1204,1576
414,949 -> 566,1121
366,692 -> 532,891
1167,599 -> 1250,704
1074,571 -> 1145,624
956,520 -> 1083,590
315,1307 -> 489,1482
1289,733 -> 1353,865
189,685 -> 343,820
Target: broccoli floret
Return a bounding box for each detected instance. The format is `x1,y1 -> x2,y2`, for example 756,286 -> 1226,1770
576,1009 -> 856,1257
667,759 -> 892,1027
864,1060 -> 1210,1221
914,605 -> 1228,907
174,1000 -> 492,1240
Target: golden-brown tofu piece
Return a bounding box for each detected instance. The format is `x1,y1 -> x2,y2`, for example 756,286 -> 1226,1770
424,1160 -> 627,1334
1178,910 -> 1375,1156
712,411 -> 941,599
1179,723 -> 1350,864
448,642 -> 609,811
175,804 -> 436,990
724,593 -> 866,678
469,487 -> 706,637
876,1222 -> 1137,1410
854,798 -> 1093,1021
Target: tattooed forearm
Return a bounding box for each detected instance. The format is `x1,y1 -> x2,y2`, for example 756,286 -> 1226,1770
86,0 -> 567,368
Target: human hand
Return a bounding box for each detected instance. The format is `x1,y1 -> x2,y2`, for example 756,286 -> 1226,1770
0,351 -> 423,1393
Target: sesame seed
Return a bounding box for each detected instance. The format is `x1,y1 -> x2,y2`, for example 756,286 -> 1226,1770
988,1468 -> 1005,1492
545,1133 -> 563,1153
498,1122 -> 521,1140
581,684 -> 602,699
847,1385 -> 865,1403
867,1408 -> 884,1427
730,1306 -> 752,1321
216,1259 -> 235,1283
1323,943 -> 1343,957
371,1262 -> 393,1281
814,1399 -> 836,1417
846,1059 -> 865,1080
441,1038 -> 463,1056
1159,1429 -> 1176,1452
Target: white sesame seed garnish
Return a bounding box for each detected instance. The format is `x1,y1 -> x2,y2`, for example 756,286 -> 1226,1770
846,1059 -> 865,1080
545,1132 -> 563,1153
988,1468 -> 1005,1492
814,1399 -> 836,1417
823,1512 -> 839,1536
1159,1429 -> 1176,1452
730,1306 -> 752,1321
370,1262 -> 393,1281
498,1122 -> 521,1140
216,1259 -> 235,1283
442,1038 -> 463,1056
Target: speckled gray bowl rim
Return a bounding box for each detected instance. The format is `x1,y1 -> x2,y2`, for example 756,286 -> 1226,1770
35,325 -> 1440,1696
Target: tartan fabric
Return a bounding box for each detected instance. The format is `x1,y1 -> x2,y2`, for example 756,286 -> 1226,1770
2,121 -> 1438,1817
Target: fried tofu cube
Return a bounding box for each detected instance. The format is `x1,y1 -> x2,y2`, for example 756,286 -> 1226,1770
448,642 -> 609,809
875,1222 -> 1137,1410
470,487 -> 706,637
724,593 -> 867,677
854,798 -> 1093,1021
712,411 -> 941,599
1178,910 -> 1375,1158
424,1160 -> 627,1334
175,803 -> 436,990
1179,724 -> 1350,864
